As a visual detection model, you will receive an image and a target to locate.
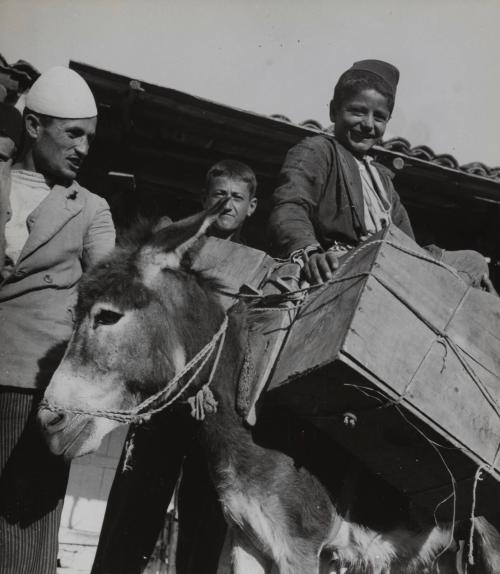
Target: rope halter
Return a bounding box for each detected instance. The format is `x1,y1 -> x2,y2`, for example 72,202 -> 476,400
39,315 -> 229,425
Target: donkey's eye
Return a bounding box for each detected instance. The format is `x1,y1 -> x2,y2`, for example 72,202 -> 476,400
93,309 -> 123,328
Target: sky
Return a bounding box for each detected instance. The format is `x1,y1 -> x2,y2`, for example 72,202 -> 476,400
1,0 -> 499,166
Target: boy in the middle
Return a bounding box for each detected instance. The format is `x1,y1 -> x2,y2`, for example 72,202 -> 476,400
91,159 -> 258,574
203,159 -> 257,243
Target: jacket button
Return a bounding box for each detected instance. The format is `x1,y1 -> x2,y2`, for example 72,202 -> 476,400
43,274 -> 53,284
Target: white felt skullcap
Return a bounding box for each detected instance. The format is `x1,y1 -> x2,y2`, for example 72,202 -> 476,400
26,66 -> 97,119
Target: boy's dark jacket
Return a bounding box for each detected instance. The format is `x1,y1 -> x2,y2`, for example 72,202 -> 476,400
269,134 -> 414,258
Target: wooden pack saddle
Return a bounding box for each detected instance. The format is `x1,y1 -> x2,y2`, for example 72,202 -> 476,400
192,226 -> 500,526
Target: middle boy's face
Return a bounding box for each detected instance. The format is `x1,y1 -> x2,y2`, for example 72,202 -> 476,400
333,88 -> 391,157
204,176 -> 257,235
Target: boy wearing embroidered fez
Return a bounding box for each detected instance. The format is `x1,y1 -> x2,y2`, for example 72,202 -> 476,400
0,67 -> 115,573
269,59 -> 489,287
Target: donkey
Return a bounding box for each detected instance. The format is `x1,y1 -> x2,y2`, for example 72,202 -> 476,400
38,203 -> 500,574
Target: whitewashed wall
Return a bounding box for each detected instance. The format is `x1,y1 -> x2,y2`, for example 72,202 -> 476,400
60,425 -> 128,538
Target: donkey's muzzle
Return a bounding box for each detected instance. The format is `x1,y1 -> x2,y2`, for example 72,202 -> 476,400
38,407 -> 68,435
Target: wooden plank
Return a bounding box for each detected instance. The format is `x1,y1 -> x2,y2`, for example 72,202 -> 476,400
268,236 -> 383,389
268,225 -> 473,392
244,263 -> 302,425
339,231 -> 500,476
191,238 -> 275,309
373,229 -> 470,331
446,286 -> 500,378
342,274 -> 437,394
406,342 -> 500,474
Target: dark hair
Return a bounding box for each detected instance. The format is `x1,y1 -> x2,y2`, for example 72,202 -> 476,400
206,159 -> 257,197
23,108 -> 56,134
0,103 -> 23,150
331,70 -> 395,115
24,108 -> 53,123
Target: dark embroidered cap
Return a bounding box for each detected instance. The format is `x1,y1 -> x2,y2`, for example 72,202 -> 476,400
351,59 -> 399,94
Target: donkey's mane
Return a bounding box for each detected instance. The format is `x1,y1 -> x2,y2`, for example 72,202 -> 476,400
116,217 -> 163,251
75,219 -> 228,324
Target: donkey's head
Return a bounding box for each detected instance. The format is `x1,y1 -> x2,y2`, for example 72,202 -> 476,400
38,203 -> 227,459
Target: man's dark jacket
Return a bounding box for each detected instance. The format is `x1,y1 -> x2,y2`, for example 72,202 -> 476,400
269,135 -> 414,257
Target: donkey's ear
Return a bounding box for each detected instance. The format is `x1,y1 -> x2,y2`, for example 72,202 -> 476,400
143,199 -> 227,272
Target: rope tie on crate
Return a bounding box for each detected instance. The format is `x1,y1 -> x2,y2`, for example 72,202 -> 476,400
240,238 -> 464,312
466,442 -> 500,569
247,237 -> 500,419
378,277 -> 500,419
244,238 -> 500,426
354,245 -> 500,569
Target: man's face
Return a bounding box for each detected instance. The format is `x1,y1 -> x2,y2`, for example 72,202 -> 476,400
204,176 -> 257,238
332,88 -> 391,157
32,116 -> 97,184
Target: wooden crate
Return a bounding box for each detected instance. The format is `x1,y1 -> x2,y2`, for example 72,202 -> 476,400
264,225 -> 500,524
192,237 -> 276,309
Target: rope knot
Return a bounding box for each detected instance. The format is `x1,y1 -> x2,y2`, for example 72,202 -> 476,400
187,384 -> 218,421
136,413 -> 152,424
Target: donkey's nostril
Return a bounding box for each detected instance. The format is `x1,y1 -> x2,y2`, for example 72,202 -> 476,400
47,412 -> 66,428
38,408 -> 68,434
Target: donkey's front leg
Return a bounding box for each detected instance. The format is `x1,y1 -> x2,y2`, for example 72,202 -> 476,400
232,542 -> 271,574
217,528 -> 273,574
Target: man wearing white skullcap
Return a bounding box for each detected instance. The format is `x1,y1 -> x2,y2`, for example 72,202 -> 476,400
0,66 -> 115,574
26,66 -> 98,119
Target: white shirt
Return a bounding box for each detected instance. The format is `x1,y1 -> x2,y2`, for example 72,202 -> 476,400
5,169 -> 51,264
354,156 -> 392,235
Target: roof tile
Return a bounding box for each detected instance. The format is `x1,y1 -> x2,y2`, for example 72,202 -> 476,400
270,115 -> 500,182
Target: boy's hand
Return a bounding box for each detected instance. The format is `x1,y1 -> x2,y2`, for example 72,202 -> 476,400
303,252 -> 339,284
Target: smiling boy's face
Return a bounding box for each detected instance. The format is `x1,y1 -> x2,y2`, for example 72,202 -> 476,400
332,88 -> 391,158
204,176 -> 257,238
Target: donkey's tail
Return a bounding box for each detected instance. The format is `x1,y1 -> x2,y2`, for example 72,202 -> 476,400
470,516 -> 500,573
